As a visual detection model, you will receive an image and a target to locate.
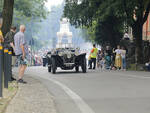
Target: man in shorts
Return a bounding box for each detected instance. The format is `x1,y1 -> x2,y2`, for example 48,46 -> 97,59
14,25 -> 28,84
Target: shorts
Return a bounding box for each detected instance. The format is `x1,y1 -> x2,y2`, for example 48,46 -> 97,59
16,54 -> 28,65
12,56 -> 16,66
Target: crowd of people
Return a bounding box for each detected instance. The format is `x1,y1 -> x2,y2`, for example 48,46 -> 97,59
0,16 -> 149,85
88,44 -> 127,71
28,49 -> 48,67
0,15 -> 52,84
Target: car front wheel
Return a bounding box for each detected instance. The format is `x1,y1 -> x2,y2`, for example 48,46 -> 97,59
48,66 -> 51,72
82,58 -> 87,73
52,58 -> 56,74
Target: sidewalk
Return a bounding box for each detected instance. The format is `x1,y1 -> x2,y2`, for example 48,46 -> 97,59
5,75 -> 57,113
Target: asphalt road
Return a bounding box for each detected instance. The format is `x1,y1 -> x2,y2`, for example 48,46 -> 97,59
24,67 -> 150,113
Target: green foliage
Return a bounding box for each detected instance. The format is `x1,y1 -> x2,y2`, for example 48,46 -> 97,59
95,13 -> 124,47
64,0 -> 124,47
64,0 -> 150,64
12,0 -> 49,49
13,0 -> 48,26
14,0 -> 47,18
1,0 -> 49,49
0,0 -> 3,13
64,0 -> 100,27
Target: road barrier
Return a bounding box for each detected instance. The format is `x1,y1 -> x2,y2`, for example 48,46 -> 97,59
4,48 -> 9,88
8,51 -> 12,81
0,45 -> 13,97
0,44 -> 3,97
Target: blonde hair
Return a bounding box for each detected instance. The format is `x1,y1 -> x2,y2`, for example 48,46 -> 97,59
20,25 -> 25,31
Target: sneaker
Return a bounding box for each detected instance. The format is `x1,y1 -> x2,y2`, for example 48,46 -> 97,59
17,79 -> 27,84
10,77 -> 16,81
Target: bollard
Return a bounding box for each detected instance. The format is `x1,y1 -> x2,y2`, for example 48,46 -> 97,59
8,51 -> 12,81
0,44 -> 3,97
4,48 -> 9,88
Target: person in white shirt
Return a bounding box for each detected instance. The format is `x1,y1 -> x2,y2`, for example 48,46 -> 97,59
114,45 -> 122,70
121,46 -> 126,71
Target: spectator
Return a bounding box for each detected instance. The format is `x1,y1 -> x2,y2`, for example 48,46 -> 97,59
89,44 -> 98,69
14,25 -> 28,84
121,46 -> 126,71
0,18 -> 4,43
145,59 -> 150,71
4,26 -> 17,81
105,52 -> 111,69
105,46 -> 112,69
88,53 -> 92,68
100,57 -> 105,70
97,50 -> 101,68
123,32 -> 130,40
114,45 -> 122,70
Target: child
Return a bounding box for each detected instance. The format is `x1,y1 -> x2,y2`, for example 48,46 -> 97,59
100,57 -> 105,70
105,53 -> 111,69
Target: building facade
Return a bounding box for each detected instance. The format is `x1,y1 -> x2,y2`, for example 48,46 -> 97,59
143,14 -> 150,41
127,14 -> 150,41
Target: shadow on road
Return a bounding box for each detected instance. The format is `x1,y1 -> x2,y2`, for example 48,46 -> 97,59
53,71 -> 84,75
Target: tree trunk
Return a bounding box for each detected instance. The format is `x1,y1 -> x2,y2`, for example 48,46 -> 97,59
132,23 -> 143,64
2,0 -> 14,36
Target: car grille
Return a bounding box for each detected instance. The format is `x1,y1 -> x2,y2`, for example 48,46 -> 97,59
62,54 -> 75,63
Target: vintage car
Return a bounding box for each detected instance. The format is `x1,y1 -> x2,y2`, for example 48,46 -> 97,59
46,48 -> 86,74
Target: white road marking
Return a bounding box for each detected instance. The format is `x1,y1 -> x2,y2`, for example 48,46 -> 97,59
26,72 -> 95,113
47,78 -> 95,113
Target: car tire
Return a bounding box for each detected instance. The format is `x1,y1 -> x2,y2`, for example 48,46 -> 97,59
82,58 -> 87,73
52,58 -> 56,74
48,66 -> 51,72
75,66 -> 79,72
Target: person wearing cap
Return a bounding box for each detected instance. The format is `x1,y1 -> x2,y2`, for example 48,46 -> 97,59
89,44 -> 98,69
4,26 -> 17,81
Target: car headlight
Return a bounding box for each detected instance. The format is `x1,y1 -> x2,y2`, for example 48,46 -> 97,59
47,54 -> 51,58
58,52 -> 63,56
75,50 -> 79,56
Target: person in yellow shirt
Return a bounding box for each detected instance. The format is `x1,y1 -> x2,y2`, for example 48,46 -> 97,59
89,44 -> 98,69
0,18 -> 4,43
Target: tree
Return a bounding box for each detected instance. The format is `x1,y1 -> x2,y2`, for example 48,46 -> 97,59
2,0 -> 14,36
0,0 -> 4,12
64,0 -> 124,47
13,0 -> 48,43
64,0 -> 150,64
1,0 -> 48,37
64,0 -> 100,27
92,0 -> 150,63
94,12 -> 123,48
121,0 -> 150,64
